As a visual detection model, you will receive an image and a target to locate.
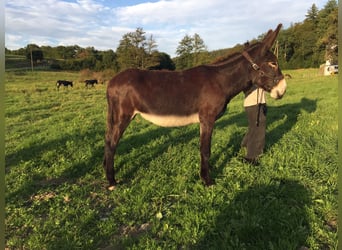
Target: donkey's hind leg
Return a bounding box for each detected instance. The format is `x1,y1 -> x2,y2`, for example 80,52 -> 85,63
103,109 -> 132,190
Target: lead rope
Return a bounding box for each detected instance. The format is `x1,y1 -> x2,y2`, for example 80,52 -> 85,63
256,88 -> 261,127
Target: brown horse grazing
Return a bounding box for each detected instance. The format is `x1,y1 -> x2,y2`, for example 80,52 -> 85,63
103,24 -> 286,189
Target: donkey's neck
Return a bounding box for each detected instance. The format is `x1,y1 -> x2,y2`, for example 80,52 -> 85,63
215,59 -> 253,99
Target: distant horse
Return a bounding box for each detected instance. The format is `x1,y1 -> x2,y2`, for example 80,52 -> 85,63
56,80 -> 73,90
85,79 -> 98,87
103,24 -> 287,189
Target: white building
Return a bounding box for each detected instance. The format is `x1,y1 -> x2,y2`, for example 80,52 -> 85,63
322,60 -> 338,76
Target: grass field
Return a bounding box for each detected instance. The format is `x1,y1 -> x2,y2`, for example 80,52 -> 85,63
5,69 -> 337,249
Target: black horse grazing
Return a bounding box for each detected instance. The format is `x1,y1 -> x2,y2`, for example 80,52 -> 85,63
56,80 -> 73,90
85,79 -> 98,87
104,24 -> 287,190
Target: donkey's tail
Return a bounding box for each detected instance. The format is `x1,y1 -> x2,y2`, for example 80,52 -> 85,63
105,93 -> 116,134
103,92 -> 116,167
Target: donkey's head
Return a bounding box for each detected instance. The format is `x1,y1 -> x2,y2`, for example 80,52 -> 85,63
243,24 -> 287,99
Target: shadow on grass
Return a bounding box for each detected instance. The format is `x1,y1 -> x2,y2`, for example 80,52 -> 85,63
5,98 -> 317,249
265,97 -> 317,150
194,179 -> 311,249
5,120 -> 199,202
114,124 -> 199,184
211,97 -> 317,172
6,98 -> 317,201
108,98 -> 317,186
5,127 -> 106,202
215,97 -> 317,145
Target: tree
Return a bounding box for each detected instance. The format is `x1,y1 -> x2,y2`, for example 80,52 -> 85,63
144,35 -> 160,69
116,34 -> 136,70
129,27 -> 146,68
116,27 -> 159,71
192,33 -> 208,65
316,0 -> 338,63
26,44 -> 44,63
305,4 -> 319,24
53,45 -> 81,60
175,33 -> 208,70
146,34 -> 158,55
175,35 -> 194,69
275,0 -> 337,69
100,50 -> 119,71
148,52 -> 175,70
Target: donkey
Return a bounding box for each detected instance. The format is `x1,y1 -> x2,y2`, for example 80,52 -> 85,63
85,79 -> 98,87
103,24 -> 286,189
56,80 -> 73,90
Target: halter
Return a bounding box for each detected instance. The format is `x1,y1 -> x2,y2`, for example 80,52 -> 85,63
242,51 -> 270,127
241,51 -> 282,90
242,51 -> 260,71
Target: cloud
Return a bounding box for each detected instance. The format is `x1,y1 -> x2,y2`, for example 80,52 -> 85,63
7,0 -> 102,32
114,0 -> 227,26
5,0 -> 328,56
6,0 -> 108,46
112,0 -> 328,55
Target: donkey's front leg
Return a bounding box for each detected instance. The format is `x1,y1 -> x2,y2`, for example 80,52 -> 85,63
199,121 -> 215,186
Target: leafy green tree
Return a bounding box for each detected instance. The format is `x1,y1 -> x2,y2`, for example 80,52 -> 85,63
116,34 -> 136,69
148,52 -> 175,70
175,35 -> 194,69
305,4 -> 319,24
100,50 -> 119,71
192,33 -> 208,65
144,34 -> 160,69
275,0 -> 337,69
175,33 -> 208,69
40,46 -> 53,58
55,45 -> 78,59
146,34 -> 157,54
26,44 -> 44,63
316,0 -> 338,64
129,27 -> 146,68
116,27 -> 158,71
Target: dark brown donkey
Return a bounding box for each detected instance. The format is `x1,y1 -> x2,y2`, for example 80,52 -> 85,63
104,24 -> 286,189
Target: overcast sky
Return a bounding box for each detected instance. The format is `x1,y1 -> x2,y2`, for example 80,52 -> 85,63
5,0 -> 328,57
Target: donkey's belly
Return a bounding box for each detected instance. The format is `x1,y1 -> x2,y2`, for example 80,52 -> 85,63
138,112 -> 200,127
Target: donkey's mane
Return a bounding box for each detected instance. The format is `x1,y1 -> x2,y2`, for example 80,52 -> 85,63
210,42 -> 261,66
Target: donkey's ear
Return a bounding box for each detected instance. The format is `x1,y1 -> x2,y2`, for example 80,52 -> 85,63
244,41 -> 250,48
261,23 -> 282,54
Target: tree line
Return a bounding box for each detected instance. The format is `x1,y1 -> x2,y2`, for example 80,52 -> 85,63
276,0 -> 338,68
5,0 -> 337,71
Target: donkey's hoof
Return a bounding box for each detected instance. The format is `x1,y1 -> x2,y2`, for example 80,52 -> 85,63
243,157 -> 260,166
203,178 -> 215,187
108,185 -> 116,191
206,180 -> 215,187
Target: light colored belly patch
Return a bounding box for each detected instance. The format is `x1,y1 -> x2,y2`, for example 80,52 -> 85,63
136,112 -> 200,127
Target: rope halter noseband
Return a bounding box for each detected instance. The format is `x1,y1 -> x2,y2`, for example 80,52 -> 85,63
241,51 -> 283,91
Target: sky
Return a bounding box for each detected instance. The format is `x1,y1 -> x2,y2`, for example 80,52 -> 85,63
5,0 -> 328,57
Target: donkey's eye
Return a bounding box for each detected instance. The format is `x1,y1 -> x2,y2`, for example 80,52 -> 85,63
268,62 -> 278,69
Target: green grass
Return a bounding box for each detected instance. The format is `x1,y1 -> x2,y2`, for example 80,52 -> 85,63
5,69 -> 337,249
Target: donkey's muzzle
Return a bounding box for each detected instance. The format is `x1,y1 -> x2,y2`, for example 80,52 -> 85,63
270,78 -> 287,99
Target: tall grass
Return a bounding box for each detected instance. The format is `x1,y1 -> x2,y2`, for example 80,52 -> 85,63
5,69 -> 337,249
